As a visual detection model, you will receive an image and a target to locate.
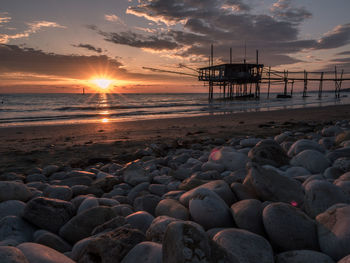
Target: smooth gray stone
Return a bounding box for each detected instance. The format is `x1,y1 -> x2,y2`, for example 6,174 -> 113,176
0,200 -> 26,221
43,185 -> 72,201
248,139 -> 289,167
155,199 -> 189,220
339,255 -> 350,263
213,228 -> 274,263
17,242 -> 75,263
0,182 -> 32,202
275,250 -> 334,263
25,174 -> 47,183
42,165 -> 59,176
123,162 -> 151,186
77,197 -> 99,214
23,197 -> 75,233
285,166 -> 311,178
243,163 -> 304,205
180,180 -> 236,206
111,204 -> 134,217
56,176 -> 93,187
91,216 -> 126,236
0,246 -> 29,263
231,199 -> 265,236
133,194 -> 161,216
316,204 -> 350,261
59,206 -> 116,244
207,148 -> 248,172
34,230 -> 72,253
0,216 -> 36,246
304,180 -> 349,218
333,157 -> 350,172
76,227 -> 145,263
322,126 -> 343,137
230,183 -> 256,201
127,182 -> 150,203
163,221 -> 237,263
288,139 -> 325,157
125,211 -> 154,234
189,188 -> 234,230
327,147 -> 350,162
263,203 -> 319,251
161,190 -> 185,201
290,150 -> 330,174
146,216 -> 180,243
121,241 -> 162,263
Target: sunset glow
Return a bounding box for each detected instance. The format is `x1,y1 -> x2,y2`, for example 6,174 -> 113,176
92,78 -> 113,92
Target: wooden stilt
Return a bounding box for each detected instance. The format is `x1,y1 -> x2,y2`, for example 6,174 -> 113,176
303,70 -> 308,97
267,67 -> 271,99
318,72 -> 324,98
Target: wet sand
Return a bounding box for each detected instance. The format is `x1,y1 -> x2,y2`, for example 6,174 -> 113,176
1,104 -> 350,174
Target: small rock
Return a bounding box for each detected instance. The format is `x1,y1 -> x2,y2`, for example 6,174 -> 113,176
133,194 -> 161,216
125,211 -> 154,234
304,180 -> 349,218
213,228 -> 274,263
23,197 -> 75,233
0,216 -> 36,246
231,199 -> 265,236
77,197 -> 99,214
91,216 -> 126,235
77,226 -> 145,263
0,246 -> 29,263
288,139 -> 325,157
263,202 -> 319,251
121,241 -> 162,263
0,182 -> 32,202
208,147 -> 249,172
248,139 -> 289,167
275,250 -> 334,263
155,199 -> 189,220
33,230 -> 72,253
123,162 -> 151,186
146,216 -> 180,243
333,157 -> 350,172
43,185 -> 72,201
17,242 -> 75,263
243,163 -> 304,205
316,204 -> 350,261
290,150 -> 330,174
189,188 -> 234,229
59,206 -> 116,244
0,200 -> 26,221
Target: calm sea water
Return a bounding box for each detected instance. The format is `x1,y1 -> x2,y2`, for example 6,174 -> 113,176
0,92 -> 350,127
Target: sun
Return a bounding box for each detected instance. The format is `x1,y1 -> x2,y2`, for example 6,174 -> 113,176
93,78 -> 113,90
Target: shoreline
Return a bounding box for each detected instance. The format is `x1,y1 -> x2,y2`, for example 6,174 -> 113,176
1,104 -> 350,174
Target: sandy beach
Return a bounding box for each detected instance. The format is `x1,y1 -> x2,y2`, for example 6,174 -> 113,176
1,104 -> 350,174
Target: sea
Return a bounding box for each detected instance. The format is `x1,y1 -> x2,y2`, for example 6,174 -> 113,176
1,91 -> 350,127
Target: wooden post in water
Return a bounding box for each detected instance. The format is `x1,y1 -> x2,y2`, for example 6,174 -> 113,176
267,67 -> 271,99
283,70 -> 288,95
290,80 -> 294,96
335,66 -> 337,98
318,72 -> 324,98
303,70 -> 308,97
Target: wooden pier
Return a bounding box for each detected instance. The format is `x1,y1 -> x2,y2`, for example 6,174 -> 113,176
143,45 -> 350,101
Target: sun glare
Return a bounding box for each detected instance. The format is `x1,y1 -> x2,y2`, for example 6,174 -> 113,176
93,78 -> 112,90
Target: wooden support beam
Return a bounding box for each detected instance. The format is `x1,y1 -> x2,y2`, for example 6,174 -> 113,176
267,66 -> 271,99
318,72 -> 324,98
303,70 -> 308,97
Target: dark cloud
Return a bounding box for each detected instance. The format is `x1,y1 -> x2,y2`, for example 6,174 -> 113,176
337,51 -> 350,56
72,43 -> 102,53
316,23 -> 350,50
270,0 -> 312,23
90,0 -> 349,68
94,28 -> 180,50
0,44 -> 124,79
0,44 -> 186,81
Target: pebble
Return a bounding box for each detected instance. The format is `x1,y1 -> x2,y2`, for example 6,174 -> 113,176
0,182 -> 33,202
290,150 -> 330,174
155,199 -> 189,220
23,197 -> 75,233
0,216 -> 36,246
288,139 -> 325,157
17,242 -> 75,263
316,204 -> 350,261
121,241 -> 162,263
0,200 -> 26,221
213,228 -> 274,263
275,250 -> 335,263
125,211 -> 154,234
0,246 -> 29,263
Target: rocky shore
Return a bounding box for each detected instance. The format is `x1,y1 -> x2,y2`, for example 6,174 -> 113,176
2,119 -> 350,262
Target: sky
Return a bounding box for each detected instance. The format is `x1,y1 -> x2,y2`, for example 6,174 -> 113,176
0,0 -> 350,93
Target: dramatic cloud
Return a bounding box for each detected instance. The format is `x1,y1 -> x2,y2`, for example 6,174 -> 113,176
0,20 -> 65,44
317,23 -> 350,50
97,29 -> 180,50
0,44 -> 123,79
72,43 -> 103,53
337,51 -> 350,56
270,0 -> 312,23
